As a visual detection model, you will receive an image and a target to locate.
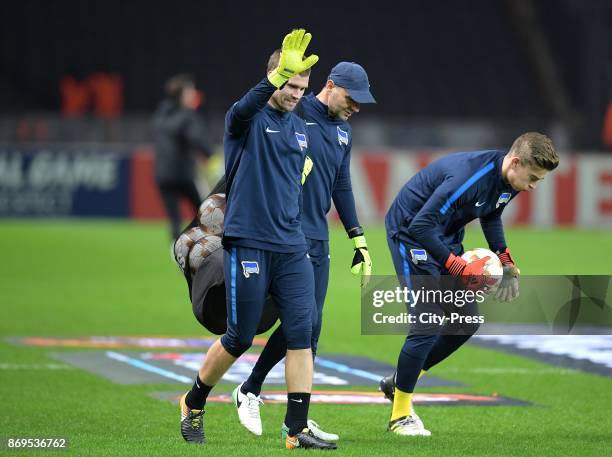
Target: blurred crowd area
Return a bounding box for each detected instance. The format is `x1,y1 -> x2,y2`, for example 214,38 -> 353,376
1,0 -> 611,151
2,0 -> 612,224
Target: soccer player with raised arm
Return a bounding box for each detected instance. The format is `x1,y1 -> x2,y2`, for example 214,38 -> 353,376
177,29 -> 336,450
380,133 -> 559,436
231,61 -> 375,441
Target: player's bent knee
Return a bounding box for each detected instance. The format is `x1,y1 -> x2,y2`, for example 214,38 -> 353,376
281,319 -> 312,350
286,343 -> 312,352
401,334 -> 437,360
285,331 -> 312,351
220,333 -> 253,358
285,336 -> 312,350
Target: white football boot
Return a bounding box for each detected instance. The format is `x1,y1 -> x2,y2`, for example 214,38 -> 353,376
232,383 -> 264,436
411,406 -> 427,432
388,415 -> 431,436
281,419 -> 339,442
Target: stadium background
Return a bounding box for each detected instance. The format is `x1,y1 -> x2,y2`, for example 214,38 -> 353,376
2,0 -> 612,223
1,1 -> 611,455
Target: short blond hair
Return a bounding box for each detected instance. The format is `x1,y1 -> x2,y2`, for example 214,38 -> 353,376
266,49 -> 312,77
509,132 -> 559,171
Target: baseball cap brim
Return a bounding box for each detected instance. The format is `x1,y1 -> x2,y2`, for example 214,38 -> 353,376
346,88 -> 376,104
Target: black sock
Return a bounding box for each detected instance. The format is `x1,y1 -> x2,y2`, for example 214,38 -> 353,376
185,376 -> 213,410
285,392 -> 311,436
242,325 -> 287,396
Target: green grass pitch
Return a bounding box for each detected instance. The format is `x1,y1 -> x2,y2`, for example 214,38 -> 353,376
0,221 -> 611,456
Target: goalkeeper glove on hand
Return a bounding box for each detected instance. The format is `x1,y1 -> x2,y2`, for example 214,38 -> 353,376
348,227 -> 372,286
495,248 -> 520,302
445,253 -> 490,290
301,155 -> 313,184
267,29 -> 319,88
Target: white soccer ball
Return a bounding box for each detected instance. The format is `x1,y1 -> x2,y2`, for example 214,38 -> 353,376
174,227 -> 206,273
188,235 -> 222,275
198,193 -> 226,235
461,248 -> 503,293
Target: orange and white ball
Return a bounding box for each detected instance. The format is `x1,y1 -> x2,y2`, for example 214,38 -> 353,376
461,248 -> 503,293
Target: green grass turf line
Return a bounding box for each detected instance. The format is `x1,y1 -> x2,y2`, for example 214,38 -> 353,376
0,221 -> 611,456
1,339 -> 610,456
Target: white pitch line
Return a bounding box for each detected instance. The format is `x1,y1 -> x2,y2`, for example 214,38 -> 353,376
106,351 -> 192,383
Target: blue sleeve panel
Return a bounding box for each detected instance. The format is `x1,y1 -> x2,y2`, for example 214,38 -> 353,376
386,150 -> 518,265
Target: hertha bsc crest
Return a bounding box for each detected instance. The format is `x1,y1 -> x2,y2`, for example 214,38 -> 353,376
337,126 -> 349,146
241,261 -> 259,278
495,192 -> 512,208
295,132 -> 308,151
410,249 -> 428,264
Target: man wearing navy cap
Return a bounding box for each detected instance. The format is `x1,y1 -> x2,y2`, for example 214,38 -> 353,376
232,60 -> 376,441
327,61 -> 376,106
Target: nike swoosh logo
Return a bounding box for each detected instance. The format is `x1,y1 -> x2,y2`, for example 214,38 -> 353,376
266,127 -> 280,133
475,201 -> 486,207
305,122 -> 318,125
290,398 -> 303,403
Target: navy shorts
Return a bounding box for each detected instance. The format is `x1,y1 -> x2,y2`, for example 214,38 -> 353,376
387,235 -> 479,335
221,244 -> 315,356
387,235 -> 444,280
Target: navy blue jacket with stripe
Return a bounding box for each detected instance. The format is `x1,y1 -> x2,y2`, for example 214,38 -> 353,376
299,93 -> 360,241
223,78 -> 309,253
385,150 -> 518,264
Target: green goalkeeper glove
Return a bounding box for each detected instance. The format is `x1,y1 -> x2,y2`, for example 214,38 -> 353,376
267,29 -> 319,88
348,227 -> 372,285
301,155 -> 313,184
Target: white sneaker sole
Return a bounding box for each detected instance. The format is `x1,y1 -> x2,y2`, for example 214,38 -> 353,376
392,428 -> 431,436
